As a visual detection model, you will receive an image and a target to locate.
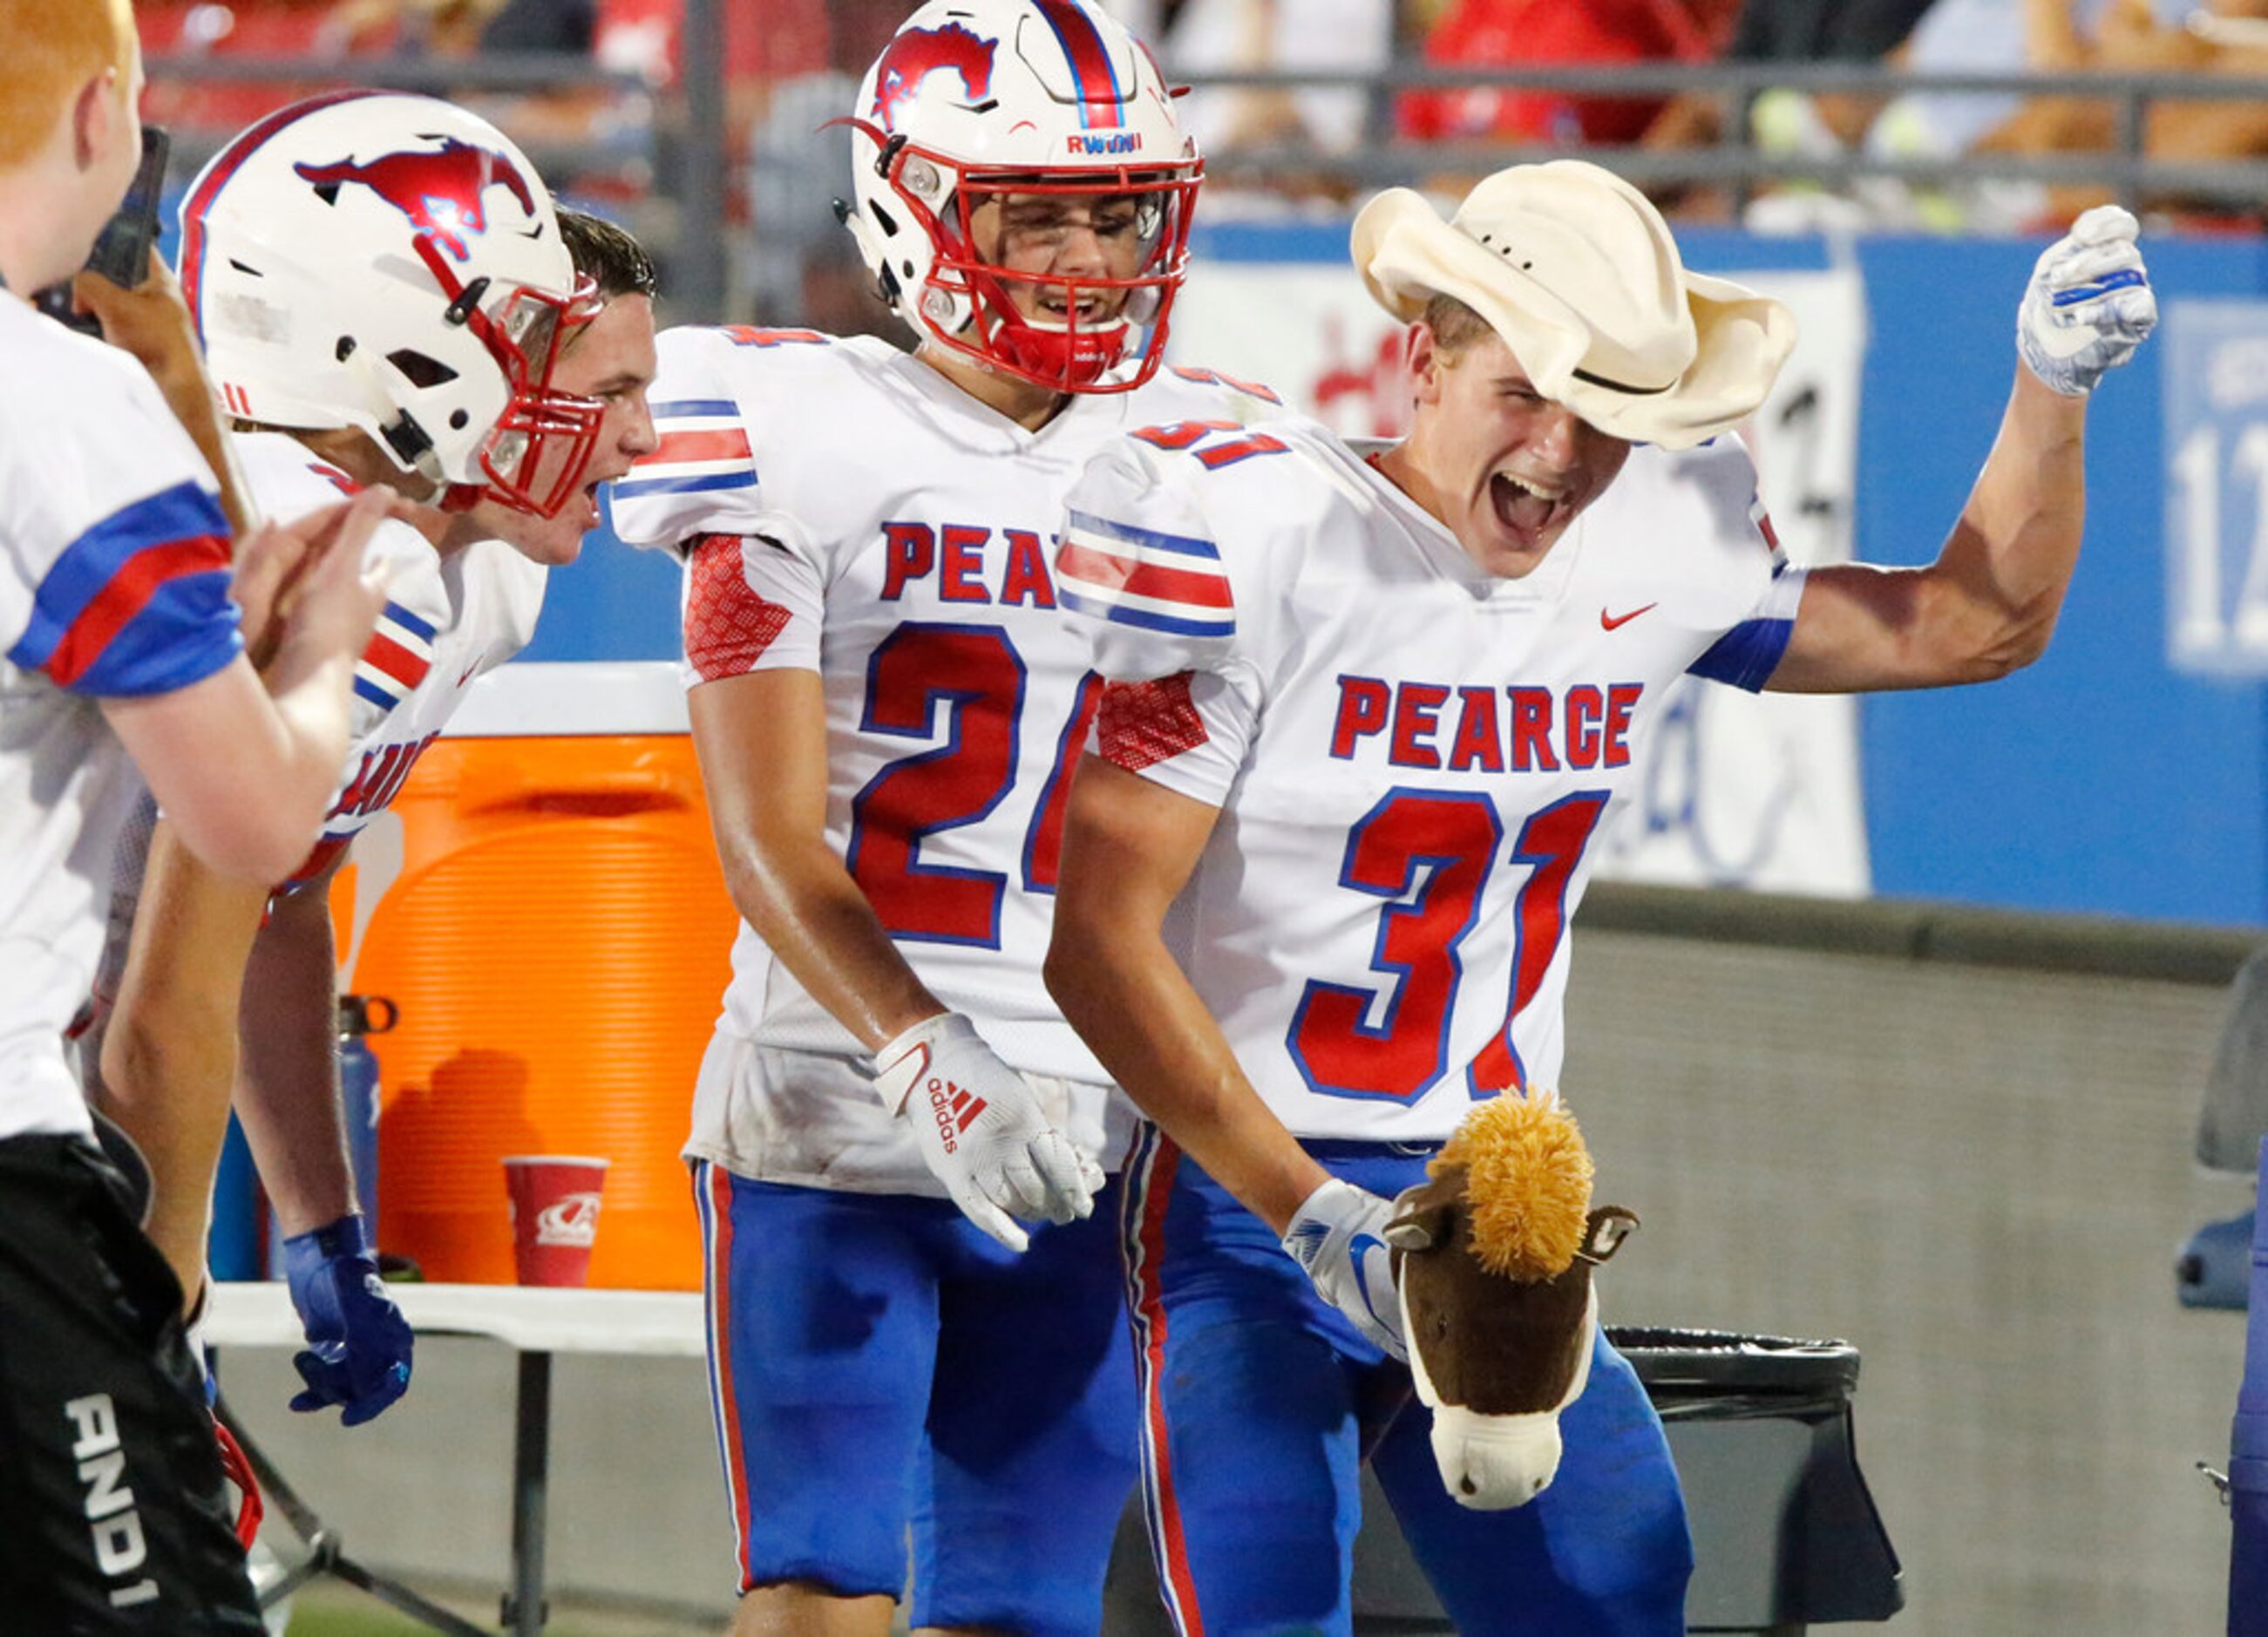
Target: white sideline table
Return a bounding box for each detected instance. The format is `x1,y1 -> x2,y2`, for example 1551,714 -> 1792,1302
207,1282 -> 703,1635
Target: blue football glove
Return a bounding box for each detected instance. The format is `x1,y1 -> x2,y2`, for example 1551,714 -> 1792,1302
282,1212 -> 413,1426
2017,205 -> 2157,398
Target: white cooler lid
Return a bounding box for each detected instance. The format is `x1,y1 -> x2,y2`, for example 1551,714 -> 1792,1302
445,661 -> 689,737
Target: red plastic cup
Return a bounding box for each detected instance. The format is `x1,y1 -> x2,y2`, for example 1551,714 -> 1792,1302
502,1156 -> 609,1287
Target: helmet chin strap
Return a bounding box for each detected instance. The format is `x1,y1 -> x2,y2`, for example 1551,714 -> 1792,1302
992,314 -> 1128,388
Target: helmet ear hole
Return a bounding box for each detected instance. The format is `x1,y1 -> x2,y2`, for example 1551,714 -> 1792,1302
388,350 -> 460,389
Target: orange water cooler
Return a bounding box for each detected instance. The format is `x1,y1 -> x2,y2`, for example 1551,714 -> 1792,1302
329,662 -> 735,1289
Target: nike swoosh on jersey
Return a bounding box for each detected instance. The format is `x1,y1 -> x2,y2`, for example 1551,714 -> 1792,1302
1600,603 -> 1658,631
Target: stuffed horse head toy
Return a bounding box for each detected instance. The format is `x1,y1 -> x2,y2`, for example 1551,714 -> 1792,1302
1384,1088 -> 1638,1511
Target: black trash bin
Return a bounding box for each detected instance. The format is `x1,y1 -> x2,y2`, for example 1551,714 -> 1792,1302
1611,1327 -> 1903,1633
1103,1328 -> 1902,1634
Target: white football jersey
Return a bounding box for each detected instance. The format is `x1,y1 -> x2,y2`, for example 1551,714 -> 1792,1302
232,431 -> 547,893
1058,416 -> 1804,1143
608,325 -> 1280,1189
0,294 -> 241,1142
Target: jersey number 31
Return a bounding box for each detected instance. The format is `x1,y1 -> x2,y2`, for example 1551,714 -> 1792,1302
1287,788 -> 1607,1102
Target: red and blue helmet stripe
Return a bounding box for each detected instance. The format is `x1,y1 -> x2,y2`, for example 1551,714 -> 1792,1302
1031,0 -> 1124,129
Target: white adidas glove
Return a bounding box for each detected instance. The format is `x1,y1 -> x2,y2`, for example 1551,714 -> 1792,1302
1281,1177 -> 1408,1362
2017,205 -> 2157,398
872,1013 -> 1103,1253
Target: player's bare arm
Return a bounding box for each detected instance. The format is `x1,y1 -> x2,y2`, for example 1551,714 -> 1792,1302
1767,205 -> 2155,695
239,851 -> 414,1424
106,819 -> 414,1423
236,855 -> 356,1239
688,668 -> 949,1049
93,823 -> 269,1304
94,835 -> 351,1311
96,492 -> 394,1296
1045,757 -> 1330,1235
103,489 -> 389,883
1769,369 -> 2088,692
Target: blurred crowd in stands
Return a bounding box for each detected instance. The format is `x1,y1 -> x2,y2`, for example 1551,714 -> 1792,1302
138,0 -> 2268,323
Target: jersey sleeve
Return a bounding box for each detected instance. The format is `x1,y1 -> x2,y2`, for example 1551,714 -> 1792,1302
1058,433 -> 1272,807
606,326 -> 773,554
1677,443 -> 1806,694
227,429 -> 449,740
1091,667 -> 1257,809
1687,561 -> 1807,691
1056,434 -> 1242,683
680,531 -> 825,686
1,346 -> 241,699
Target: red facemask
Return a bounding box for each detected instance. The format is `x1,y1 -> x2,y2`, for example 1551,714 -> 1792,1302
411,233 -> 607,518
860,128 -> 1202,395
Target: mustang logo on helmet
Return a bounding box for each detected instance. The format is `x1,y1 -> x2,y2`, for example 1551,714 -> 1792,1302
870,22 -> 997,132
293,137 -> 538,262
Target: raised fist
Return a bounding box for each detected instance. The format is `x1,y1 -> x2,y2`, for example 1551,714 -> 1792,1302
2018,205 -> 2157,398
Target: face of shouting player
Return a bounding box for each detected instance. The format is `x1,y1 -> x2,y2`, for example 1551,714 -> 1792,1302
479,290 -> 658,566
1402,323 -> 1633,581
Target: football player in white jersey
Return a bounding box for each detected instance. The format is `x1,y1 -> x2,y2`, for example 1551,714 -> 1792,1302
604,3 -> 1274,1630
0,3 -> 390,1627
1044,162 -> 2156,1633
80,96 -> 657,1433
214,206 -> 658,1424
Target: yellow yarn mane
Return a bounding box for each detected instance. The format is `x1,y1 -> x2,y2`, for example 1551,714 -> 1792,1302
1432,1089 -> 1594,1280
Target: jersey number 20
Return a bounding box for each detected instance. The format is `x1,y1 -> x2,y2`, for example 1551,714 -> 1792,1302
846,623 -> 1100,946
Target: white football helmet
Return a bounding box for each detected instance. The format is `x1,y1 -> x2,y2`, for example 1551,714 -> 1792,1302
180,91 -> 603,517
840,0 -> 1202,394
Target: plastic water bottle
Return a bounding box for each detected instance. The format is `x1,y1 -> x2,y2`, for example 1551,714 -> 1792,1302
261,995 -> 396,1276
336,994 -> 396,1230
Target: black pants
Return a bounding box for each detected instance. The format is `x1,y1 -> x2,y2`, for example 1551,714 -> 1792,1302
0,1133 -> 261,1633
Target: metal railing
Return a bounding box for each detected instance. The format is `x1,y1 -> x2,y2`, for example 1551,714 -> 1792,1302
1180,62 -> 2268,211
143,33 -> 2268,324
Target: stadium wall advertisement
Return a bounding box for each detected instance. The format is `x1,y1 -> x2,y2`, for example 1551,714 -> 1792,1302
545,226 -> 2268,928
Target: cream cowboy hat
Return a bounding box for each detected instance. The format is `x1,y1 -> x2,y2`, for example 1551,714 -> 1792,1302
1352,161 -> 1796,450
